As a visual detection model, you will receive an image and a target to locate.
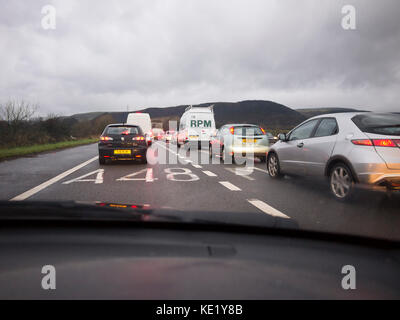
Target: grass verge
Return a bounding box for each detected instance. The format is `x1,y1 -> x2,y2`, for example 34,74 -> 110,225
0,138 -> 98,161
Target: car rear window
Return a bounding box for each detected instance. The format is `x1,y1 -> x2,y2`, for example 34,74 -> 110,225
234,126 -> 264,136
106,126 -> 141,135
352,113 -> 400,136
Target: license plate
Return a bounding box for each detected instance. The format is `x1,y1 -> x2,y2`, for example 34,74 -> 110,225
242,139 -> 256,143
114,149 -> 131,155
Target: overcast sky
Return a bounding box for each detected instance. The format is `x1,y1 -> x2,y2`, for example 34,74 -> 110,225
0,0 -> 399,116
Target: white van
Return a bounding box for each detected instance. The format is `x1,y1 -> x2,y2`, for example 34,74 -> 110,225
177,105 -> 216,147
126,112 -> 153,144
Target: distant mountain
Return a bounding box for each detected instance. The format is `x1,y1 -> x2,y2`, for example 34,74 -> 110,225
70,100 -> 307,131
296,107 -> 364,118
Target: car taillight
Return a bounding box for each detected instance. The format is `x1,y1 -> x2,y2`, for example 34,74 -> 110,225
100,136 -> 113,141
351,139 -> 372,146
372,139 -> 397,147
133,136 -> 145,141
229,126 -> 235,135
352,139 -> 400,147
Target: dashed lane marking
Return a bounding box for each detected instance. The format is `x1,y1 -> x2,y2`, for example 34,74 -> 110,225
219,181 -> 241,191
224,167 -> 255,181
202,170 -> 217,177
247,199 -> 290,219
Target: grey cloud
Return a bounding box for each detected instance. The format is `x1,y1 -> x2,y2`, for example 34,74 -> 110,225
0,0 -> 399,115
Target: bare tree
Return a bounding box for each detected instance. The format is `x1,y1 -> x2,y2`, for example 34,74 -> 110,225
0,100 -> 38,126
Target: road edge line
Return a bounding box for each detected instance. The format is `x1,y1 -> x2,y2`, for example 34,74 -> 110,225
10,156 -> 98,201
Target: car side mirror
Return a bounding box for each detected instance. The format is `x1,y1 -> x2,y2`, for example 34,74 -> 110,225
278,133 -> 287,141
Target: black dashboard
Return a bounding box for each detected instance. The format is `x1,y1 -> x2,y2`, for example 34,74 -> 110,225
1,221 -> 399,299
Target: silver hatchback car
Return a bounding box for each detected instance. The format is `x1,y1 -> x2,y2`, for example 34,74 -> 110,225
210,124 -> 270,163
267,112 -> 400,200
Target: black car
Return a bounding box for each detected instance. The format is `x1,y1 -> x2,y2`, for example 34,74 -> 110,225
98,124 -> 148,164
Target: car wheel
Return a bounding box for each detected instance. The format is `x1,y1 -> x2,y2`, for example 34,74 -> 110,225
99,156 -> 106,165
330,163 -> 354,201
209,144 -> 213,158
267,153 -> 282,178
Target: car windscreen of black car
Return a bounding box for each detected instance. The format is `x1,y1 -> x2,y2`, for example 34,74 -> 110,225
352,113 -> 400,136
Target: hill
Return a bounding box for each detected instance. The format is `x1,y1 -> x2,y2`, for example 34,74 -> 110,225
71,100 -> 307,131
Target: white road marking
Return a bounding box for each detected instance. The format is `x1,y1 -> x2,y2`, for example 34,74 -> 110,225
247,199 -> 290,219
225,167 -> 255,181
165,168 -> 199,181
203,170 -> 217,177
192,164 -> 202,169
253,167 -> 268,174
10,156 -> 98,201
219,181 -> 241,191
145,168 -> 154,182
117,168 -> 157,182
62,169 -> 104,185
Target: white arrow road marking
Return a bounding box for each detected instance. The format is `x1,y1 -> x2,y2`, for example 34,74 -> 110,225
202,170 -> 217,177
219,181 -> 241,191
247,199 -> 290,219
62,169 -> 104,184
192,164 -> 202,169
10,156 -> 98,201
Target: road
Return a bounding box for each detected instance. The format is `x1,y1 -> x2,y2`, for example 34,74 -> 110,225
1,141 -> 399,240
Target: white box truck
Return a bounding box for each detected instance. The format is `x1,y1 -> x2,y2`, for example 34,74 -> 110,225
177,105 -> 216,148
126,112 -> 153,145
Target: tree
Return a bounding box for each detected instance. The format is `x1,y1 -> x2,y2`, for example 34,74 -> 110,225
0,100 -> 38,127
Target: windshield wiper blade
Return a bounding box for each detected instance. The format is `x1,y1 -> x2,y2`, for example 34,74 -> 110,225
0,200 -> 152,221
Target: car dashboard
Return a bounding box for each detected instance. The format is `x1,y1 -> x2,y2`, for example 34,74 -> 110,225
0,221 -> 399,299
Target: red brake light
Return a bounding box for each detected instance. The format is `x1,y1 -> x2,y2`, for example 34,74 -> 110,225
372,139 -> 396,147
229,126 -> 235,135
351,139 -> 373,146
100,136 -> 113,141
352,139 -> 400,147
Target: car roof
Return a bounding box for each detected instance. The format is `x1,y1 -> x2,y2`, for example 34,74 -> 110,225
309,112 -> 370,120
220,123 -> 260,128
107,123 -> 140,127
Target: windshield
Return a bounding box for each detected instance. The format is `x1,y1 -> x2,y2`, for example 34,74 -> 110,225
0,2 -> 399,249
